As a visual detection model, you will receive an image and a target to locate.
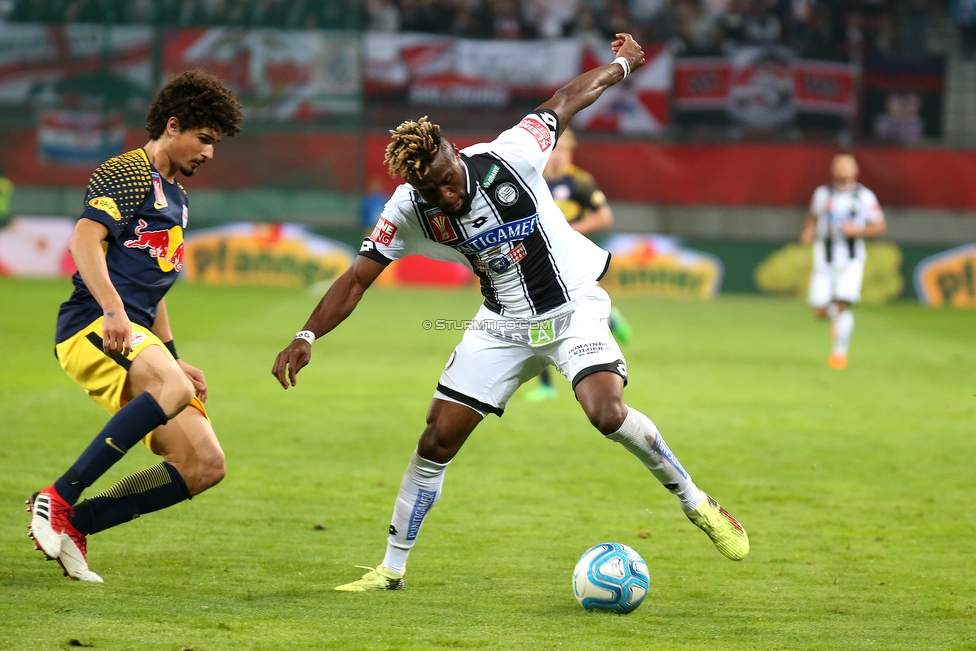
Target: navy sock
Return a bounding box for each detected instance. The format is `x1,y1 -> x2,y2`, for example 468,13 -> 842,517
540,368 -> 553,387
69,462 -> 191,535
54,393 -> 168,505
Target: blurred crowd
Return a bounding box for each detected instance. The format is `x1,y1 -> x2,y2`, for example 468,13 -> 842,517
365,0 -> 944,58
3,0 -> 367,28
3,0 -> 964,59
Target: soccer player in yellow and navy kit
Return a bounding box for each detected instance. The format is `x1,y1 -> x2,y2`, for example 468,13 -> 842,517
525,128 -> 632,401
27,71 -> 242,582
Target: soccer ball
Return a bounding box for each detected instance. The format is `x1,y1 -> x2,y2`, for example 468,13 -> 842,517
572,542 -> 649,614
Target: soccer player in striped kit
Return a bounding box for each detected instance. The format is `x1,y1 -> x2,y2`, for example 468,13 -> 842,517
274,33 -> 749,592
800,153 -> 887,369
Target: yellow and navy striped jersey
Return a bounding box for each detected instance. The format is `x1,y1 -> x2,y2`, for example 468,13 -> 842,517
57,149 -> 190,343
546,164 -> 607,224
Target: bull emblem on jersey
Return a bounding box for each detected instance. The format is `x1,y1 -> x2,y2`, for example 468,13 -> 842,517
124,219 -> 185,272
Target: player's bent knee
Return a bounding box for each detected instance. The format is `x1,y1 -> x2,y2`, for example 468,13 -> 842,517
180,449 -> 226,496
417,423 -> 461,464
200,451 -> 227,493
584,400 -> 628,436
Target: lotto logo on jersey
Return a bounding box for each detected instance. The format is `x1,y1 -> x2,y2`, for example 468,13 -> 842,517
424,209 -> 458,243
370,217 -> 398,246
518,116 -> 552,151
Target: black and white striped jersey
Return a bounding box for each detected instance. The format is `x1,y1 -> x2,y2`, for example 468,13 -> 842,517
810,183 -> 884,265
360,110 -> 611,318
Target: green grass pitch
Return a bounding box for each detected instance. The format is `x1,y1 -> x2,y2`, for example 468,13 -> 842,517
1,277 -> 973,650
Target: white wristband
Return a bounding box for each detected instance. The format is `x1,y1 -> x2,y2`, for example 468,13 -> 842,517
612,56 -> 630,79
295,330 -> 315,345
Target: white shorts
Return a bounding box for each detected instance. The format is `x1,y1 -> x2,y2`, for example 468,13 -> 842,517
808,259 -> 864,307
435,286 -> 627,417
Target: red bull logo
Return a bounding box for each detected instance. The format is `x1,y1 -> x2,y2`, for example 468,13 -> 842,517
124,219 -> 185,272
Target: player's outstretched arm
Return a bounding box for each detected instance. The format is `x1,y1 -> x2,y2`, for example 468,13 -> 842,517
538,33 -> 644,136
68,218 -> 133,356
272,255 -> 386,389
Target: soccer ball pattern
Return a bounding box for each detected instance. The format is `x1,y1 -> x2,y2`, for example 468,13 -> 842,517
573,542 -> 649,613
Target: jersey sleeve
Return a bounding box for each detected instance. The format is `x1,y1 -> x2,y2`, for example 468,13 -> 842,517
860,188 -> 884,222
80,150 -> 153,240
358,186 -> 421,265
810,186 -> 827,215
485,110 -> 560,176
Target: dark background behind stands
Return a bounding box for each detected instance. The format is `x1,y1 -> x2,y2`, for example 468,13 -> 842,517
0,0 -> 960,60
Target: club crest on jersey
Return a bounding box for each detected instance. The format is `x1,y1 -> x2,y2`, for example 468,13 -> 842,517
495,183 -> 519,206
518,115 -> 553,151
88,196 -> 122,221
370,217 -> 398,246
151,172 -> 168,210
182,204 -> 188,228
423,207 -> 459,244
455,214 -> 538,256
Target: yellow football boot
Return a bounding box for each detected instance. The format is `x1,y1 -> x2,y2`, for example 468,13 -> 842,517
686,493 -> 750,561
334,565 -> 404,592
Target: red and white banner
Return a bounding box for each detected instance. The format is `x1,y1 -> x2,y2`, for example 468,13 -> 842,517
365,33 -> 581,106
792,59 -> 856,116
674,46 -> 856,123
672,57 -> 731,110
38,110 -> 126,165
574,42 -> 672,134
0,24 -> 152,107
365,33 -> 671,132
163,28 -> 362,120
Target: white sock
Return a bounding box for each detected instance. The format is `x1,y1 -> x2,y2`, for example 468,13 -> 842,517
381,449 -> 449,574
833,309 -> 854,355
606,406 -> 704,512
826,302 -> 839,320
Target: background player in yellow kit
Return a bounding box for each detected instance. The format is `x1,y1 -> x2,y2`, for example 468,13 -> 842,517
525,128 -> 631,401
27,71 -> 242,582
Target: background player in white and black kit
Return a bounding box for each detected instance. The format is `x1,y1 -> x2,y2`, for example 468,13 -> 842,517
801,154 -> 886,369
273,34 -> 749,592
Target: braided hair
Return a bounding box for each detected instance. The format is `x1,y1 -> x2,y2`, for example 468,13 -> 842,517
384,116 -> 444,179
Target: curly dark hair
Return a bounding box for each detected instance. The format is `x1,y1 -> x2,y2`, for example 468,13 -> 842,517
145,70 -> 243,140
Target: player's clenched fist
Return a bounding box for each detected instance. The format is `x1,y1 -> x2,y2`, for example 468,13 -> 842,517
612,33 -> 645,75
